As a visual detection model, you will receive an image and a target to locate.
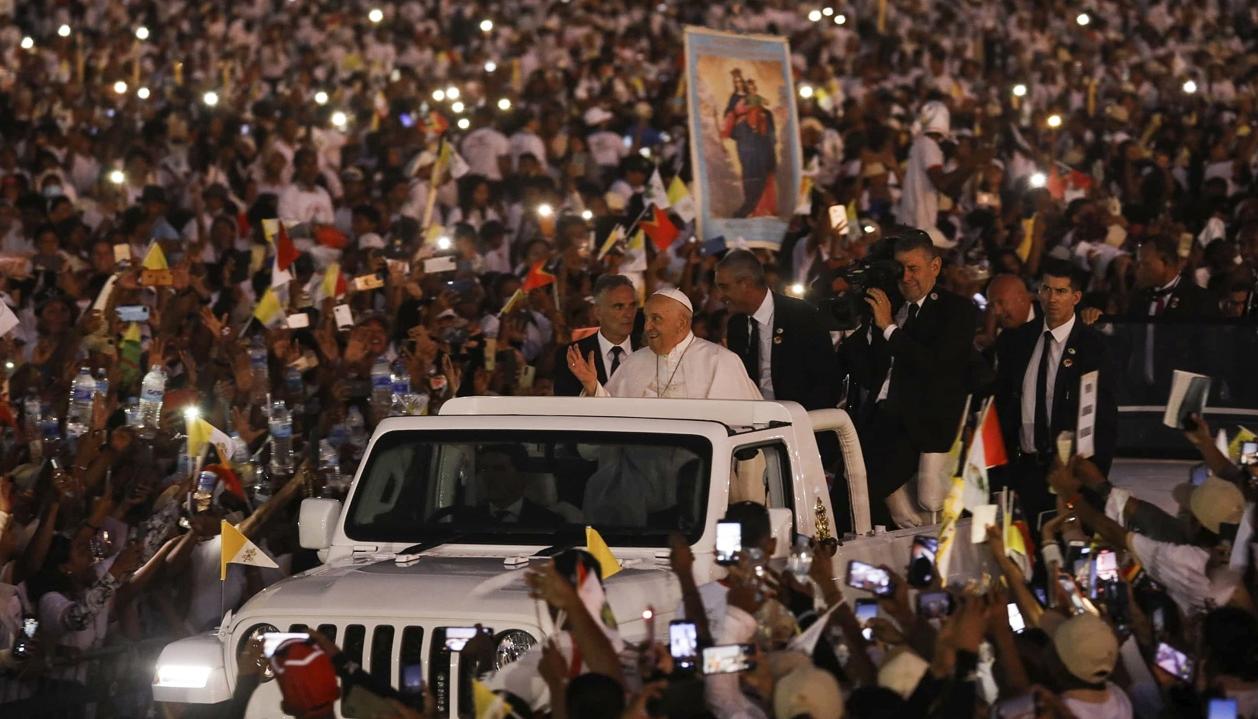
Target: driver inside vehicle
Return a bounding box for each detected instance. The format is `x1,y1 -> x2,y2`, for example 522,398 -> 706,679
455,445 -> 565,525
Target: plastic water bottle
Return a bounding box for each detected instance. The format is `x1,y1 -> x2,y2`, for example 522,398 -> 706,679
327,422 -> 349,449
268,400 -> 293,476
370,357 -> 392,420
346,406 -> 366,460
317,439 -> 343,496
23,389 -> 41,437
65,367 -> 96,439
248,336 -> 270,403
390,359 -> 411,415
124,397 -> 141,427
94,367 -> 110,399
139,365 -> 167,436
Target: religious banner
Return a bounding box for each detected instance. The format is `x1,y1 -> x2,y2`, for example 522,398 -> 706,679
684,27 -> 803,249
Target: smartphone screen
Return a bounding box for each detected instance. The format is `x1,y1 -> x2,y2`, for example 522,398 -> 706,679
846,560 -> 892,597
1155,642 -> 1193,682
1241,441 -> 1258,466
1095,549 -> 1118,583
1058,573 -> 1091,616
908,535 -> 938,587
1007,602 -> 1026,634
116,305 -> 150,322
669,621 -> 698,668
1208,698 -> 1239,719
916,591 -> 951,619
715,521 -> 741,565
401,662 -> 424,695
444,627 -> 478,651
828,204 -> 849,233
22,617 -> 38,638
855,598 -> 878,640
994,692 -> 1036,719
261,632 -> 309,658
701,644 -> 753,674
1190,463 -> 1210,486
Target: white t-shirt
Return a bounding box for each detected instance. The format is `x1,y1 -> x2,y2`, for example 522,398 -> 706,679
461,128 -> 511,181
278,184 -> 336,226
588,130 -> 628,168
1062,684 -> 1134,719
509,131 -> 548,171
898,134 -> 944,233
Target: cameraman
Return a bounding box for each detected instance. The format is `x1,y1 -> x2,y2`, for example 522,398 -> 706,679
846,229 -> 979,528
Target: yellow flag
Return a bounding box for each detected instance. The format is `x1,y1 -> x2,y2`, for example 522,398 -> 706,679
1230,427 -> 1256,463
597,225 -> 625,261
1016,215 -> 1036,262
252,288 -> 284,327
935,477 -> 967,583
220,520 -> 277,580
794,176 -> 813,216
142,243 -> 168,271
122,322 -> 142,344
261,218 -> 280,245
188,417 -> 232,461
498,288 -> 525,317
585,526 -> 621,579
472,679 -> 506,719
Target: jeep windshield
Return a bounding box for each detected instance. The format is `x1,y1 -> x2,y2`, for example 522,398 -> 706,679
344,429 -> 713,547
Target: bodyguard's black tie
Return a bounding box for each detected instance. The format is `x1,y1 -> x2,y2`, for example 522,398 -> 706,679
609,346 -> 624,376
1034,330 -> 1053,454
903,302 -> 919,330
743,317 -> 760,382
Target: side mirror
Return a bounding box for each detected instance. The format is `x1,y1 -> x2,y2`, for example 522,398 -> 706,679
767,507 -> 793,559
299,498 -> 342,550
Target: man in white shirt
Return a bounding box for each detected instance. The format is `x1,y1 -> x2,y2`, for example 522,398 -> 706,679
585,107 -> 627,175
508,110 -> 548,173
897,101 -> 982,248
460,108 -> 511,182
277,148 -> 335,226
566,288 -> 761,400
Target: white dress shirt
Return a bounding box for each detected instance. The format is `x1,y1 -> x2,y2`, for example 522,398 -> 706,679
751,291 -> 775,399
596,331 -> 633,378
1020,314 -> 1076,453
876,296 -> 926,402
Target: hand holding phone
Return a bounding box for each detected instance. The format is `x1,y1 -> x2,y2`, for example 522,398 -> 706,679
846,560 -> 894,597
701,644 -> 754,674
1154,642 -> 1193,683
715,520 -> 741,566
668,620 -> 698,670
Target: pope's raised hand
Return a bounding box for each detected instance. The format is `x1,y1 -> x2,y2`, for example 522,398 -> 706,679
566,345 -> 599,395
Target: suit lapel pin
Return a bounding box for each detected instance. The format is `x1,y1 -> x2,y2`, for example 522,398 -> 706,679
1067,347 -> 1076,355
1063,358 -> 1074,368
1169,297 -> 1180,310
773,335 -> 783,344
929,292 -> 938,301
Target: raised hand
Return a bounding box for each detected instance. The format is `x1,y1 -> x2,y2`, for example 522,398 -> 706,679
565,345 -> 599,394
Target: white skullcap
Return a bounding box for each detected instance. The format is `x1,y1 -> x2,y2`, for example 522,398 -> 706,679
919,100 -> 951,136
651,287 -> 693,314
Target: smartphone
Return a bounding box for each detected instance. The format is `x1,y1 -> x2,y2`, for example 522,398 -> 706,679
1208,698 -> 1239,719
1007,602 -> 1026,634
846,560 -> 893,597
1154,642 -> 1193,682
715,520 -> 741,566
1094,549 -> 1118,583
1241,441 -> 1258,467
701,644 -> 754,674
916,591 -> 952,619
400,661 -> 424,696
907,535 -> 938,588
116,305 -> 150,322
1068,542 -> 1092,580
1190,463 -> 1210,486
976,192 -> 1000,209
828,204 -> 849,234
854,598 -> 878,641
22,616 -> 38,638
1058,572 -> 1092,616
261,632 -> 309,658
1152,606 -> 1166,635
399,113 -> 415,128
444,627 -> 478,651
1055,430 -> 1075,467
668,620 -> 699,670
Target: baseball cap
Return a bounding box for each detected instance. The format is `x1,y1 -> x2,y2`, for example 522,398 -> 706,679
269,639 -> 340,718
1171,476 -> 1246,534
1053,613 -> 1119,683
774,665 -> 844,719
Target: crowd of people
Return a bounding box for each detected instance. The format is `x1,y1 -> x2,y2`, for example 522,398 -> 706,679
1,0 -> 1258,716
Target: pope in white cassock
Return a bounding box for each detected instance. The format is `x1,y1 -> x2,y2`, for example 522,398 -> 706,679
566,288 -> 764,524
566,288 -> 763,400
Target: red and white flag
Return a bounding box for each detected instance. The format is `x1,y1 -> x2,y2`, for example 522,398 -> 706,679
961,398 -> 1008,510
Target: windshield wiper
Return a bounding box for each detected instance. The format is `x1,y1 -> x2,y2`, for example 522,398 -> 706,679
532,528 -> 584,557
399,531 -> 466,556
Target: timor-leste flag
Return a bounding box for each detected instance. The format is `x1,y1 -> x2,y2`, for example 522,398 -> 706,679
521,260 -> 556,291
640,206 -> 680,252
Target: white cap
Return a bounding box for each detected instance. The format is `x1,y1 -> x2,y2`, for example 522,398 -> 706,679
919,100 -> 951,136
358,232 -> 385,249
651,287 -> 693,314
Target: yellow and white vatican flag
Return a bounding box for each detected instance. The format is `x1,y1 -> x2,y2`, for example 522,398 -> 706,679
220,521 -> 278,580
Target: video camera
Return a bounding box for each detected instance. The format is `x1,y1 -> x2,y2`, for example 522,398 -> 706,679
820,238 -> 903,331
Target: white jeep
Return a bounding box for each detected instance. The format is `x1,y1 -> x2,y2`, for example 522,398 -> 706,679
151,396 -> 993,717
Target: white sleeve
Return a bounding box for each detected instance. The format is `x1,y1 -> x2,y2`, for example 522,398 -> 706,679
703,606 -> 768,719
923,138 -> 944,170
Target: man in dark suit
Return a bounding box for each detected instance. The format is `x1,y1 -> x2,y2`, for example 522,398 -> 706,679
848,230 -> 979,528
1126,234 -> 1219,401
715,249 -> 839,409
553,274 -> 639,396
994,260 -> 1118,525
458,444 -> 564,525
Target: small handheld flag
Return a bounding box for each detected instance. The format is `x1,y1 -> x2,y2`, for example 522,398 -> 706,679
585,526 -> 622,579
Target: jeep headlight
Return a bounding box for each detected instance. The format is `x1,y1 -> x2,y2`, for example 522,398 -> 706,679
155,664 -> 212,688
237,623 -> 280,681
494,630 -> 536,669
